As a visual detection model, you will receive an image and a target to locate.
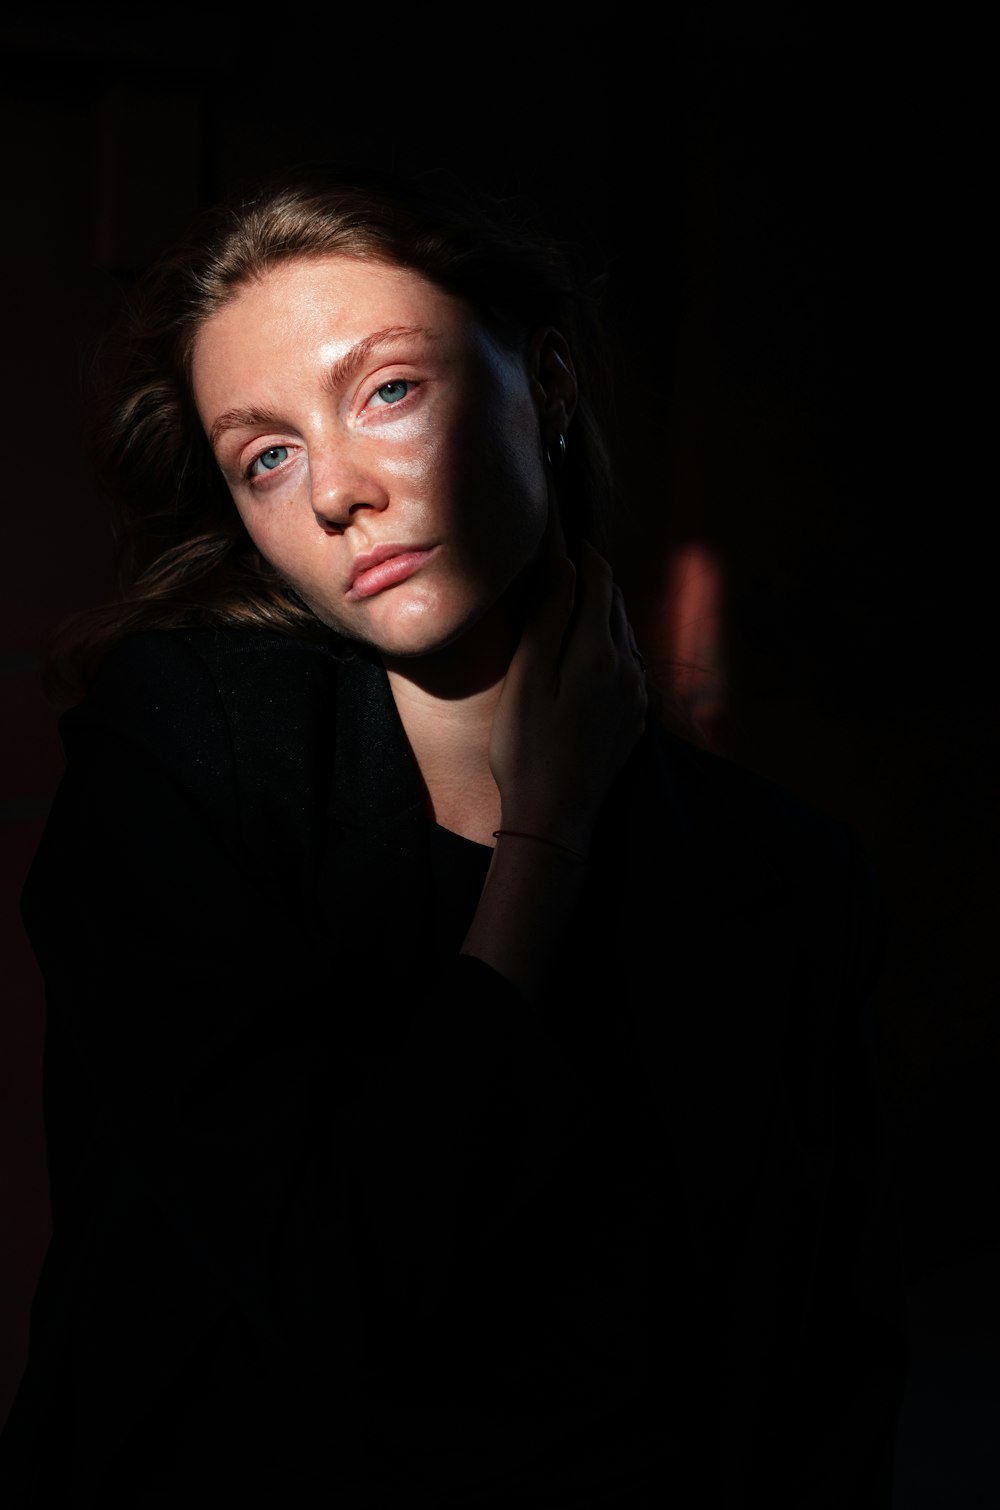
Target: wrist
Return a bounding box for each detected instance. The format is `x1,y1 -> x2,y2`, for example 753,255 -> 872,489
491,828 -> 589,863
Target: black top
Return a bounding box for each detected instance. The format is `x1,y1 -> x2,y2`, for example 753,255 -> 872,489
0,627 -> 906,1507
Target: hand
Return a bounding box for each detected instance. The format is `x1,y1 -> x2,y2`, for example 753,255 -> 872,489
489,539 -> 648,855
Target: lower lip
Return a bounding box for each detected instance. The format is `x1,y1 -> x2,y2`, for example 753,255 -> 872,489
349,548 -> 438,599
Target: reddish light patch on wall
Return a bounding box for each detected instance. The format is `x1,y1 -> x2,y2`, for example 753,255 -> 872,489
657,541 -> 728,749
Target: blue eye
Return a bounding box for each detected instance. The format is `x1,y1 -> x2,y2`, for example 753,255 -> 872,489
249,446 -> 288,476
371,380 -> 411,406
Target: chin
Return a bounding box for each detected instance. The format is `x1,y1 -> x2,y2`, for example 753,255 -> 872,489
370,621 -> 479,663
305,605 -> 465,661
308,577 -> 522,665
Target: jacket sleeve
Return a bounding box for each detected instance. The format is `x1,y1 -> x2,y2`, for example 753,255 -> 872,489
10,632 -> 352,1500
746,824 -> 908,1508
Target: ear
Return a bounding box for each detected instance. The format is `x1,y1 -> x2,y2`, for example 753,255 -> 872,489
527,327 -> 578,447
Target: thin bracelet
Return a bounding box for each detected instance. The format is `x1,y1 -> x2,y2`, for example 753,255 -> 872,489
491,829 -> 589,863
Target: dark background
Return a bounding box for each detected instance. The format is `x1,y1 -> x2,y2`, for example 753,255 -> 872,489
1,8 -> 996,1502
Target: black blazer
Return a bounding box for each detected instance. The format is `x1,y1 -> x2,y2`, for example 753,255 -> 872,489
1,627 -> 905,1507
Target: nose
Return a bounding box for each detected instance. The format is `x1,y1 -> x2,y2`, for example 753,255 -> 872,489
309,443 -> 390,531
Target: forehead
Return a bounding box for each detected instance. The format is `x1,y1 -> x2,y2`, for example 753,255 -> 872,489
190,252 -> 529,435
196,253 -> 466,361
190,256 -> 514,430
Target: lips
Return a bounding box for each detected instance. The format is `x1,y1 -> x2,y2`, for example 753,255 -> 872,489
347,544 -> 438,599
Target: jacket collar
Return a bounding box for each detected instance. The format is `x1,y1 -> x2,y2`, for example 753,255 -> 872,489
327,645 -> 427,834
319,649 -> 435,973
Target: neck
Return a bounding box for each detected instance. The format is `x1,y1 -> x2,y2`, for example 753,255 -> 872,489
382,603 -> 518,847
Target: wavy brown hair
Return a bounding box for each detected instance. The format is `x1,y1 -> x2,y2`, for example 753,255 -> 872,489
46,164 -> 617,707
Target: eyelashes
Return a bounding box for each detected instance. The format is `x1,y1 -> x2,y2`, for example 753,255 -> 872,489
239,378 -> 419,482
246,445 -> 290,479
369,379 -> 413,407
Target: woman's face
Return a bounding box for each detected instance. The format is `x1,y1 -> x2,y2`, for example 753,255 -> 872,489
191,253 -> 560,659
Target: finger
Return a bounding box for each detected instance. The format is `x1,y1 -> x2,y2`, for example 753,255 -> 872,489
514,555 -> 576,669
563,539 -> 614,643
540,492 -> 569,560
564,550 -> 646,693
618,604 -> 648,673
610,584 -> 631,645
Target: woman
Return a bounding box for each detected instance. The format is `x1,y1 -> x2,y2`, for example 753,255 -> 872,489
1,167 -> 904,1506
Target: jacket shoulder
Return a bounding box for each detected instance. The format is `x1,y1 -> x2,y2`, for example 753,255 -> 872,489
649,720 -> 847,856
74,625 -> 344,714
643,720 -> 886,991
62,627 -> 345,765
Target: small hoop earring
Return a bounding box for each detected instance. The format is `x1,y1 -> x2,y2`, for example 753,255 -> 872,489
544,432 -> 567,470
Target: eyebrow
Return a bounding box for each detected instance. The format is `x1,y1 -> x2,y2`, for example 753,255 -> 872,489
207,324 -> 436,451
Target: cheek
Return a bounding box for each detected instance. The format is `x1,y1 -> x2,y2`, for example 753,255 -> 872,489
481,423 -> 549,547
231,497 -> 262,549
230,495 -> 311,579
235,507 -> 277,567
452,390 -> 547,531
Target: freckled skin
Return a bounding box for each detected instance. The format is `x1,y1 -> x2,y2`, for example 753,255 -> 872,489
191,255 -> 550,662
